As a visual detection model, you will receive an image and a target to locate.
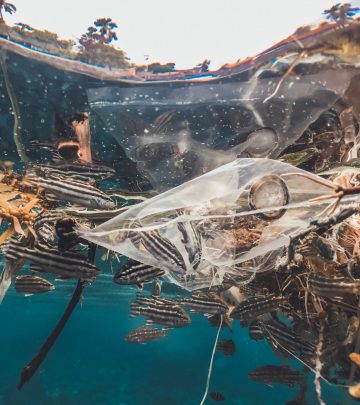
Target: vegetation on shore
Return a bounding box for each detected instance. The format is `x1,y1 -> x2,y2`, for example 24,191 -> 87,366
0,3 -> 177,72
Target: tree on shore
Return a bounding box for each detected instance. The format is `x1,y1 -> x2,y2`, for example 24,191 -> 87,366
323,3 -> 360,25
0,1 -> 16,23
78,17 -> 129,68
79,18 -> 118,49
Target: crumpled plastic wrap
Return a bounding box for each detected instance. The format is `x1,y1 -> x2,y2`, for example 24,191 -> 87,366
80,158 -> 349,290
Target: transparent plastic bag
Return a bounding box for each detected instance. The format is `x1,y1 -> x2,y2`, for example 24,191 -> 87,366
80,158 -> 353,290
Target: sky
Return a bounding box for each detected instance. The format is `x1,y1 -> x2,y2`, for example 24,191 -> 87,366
5,0 -> 340,69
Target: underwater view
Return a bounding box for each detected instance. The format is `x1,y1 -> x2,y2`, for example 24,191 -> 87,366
4,1 -> 360,404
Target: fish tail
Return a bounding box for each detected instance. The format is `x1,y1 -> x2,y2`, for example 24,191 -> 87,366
130,303 -> 142,317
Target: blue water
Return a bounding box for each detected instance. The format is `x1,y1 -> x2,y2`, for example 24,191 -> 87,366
0,274 -> 353,405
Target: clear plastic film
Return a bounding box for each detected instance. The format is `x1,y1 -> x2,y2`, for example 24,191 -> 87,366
87,56 -> 358,190
80,158 -> 353,290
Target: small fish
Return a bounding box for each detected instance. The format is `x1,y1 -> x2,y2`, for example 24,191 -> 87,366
278,147 -> 318,167
207,313 -> 233,331
248,365 -> 304,387
180,292 -> 228,315
4,239 -> 99,281
130,295 -> 191,328
131,228 -> 187,273
124,326 -> 168,343
29,161 -> 115,183
230,294 -> 288,323
113,259 -> 165,288
216,339 -> 236,356
176,219 -> 202,270
255,319 -> 315,357
248,321 -> 265,341
33,210 -> 65,245
308,272 -> 360,297
311,236 -> 335,261
15,275 -> 54,295
238,278 -> 271,297
22,173 -> 115,210
210,391 -> 225,401
318,159 -> 360,176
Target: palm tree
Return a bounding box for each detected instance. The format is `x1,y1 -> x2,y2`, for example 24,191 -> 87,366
0,0 -> 16,23
323,2 -> 359,25
94,18 -> 118,44
338,3 -> 360,24
79,26 -> 98,49
323,3 -> 341,22
79,18 -> 118,49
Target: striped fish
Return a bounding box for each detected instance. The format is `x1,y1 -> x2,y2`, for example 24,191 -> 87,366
248,321 -> 266,341
308,272 -> 360,297
124,326 -> 168,343
130,295 -> 191,328
113,259 -> 165,288
28,161 -> 115,183
230,294 -> 288,323
33,210 -> 65,245
176,220 -> 202,270
256,319 -> 315,357
216,339 -> 236,356
248,365 -> 304,387
179,292 -> 228,315
22,173 -> 115,210
4,239 -> 99,280
130,228 -> 187,273
15,275 -> 55,295
0,236 -> 27,303
135,295 -> 178,307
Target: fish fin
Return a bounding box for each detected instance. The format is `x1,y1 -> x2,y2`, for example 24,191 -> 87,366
136,283 -> 143,290
224,314 -> 233,331
24,294 -> 33,297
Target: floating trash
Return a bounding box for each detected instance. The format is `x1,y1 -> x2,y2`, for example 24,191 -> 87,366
2,3 -> 360,404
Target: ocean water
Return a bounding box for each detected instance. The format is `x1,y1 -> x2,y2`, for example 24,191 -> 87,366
3,8 -> 360,405
0,278 -> 352,405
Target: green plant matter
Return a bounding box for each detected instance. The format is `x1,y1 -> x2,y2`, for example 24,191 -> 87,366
77,42 -> 130,68
0,1 -> 16,23
78,17 -> 130,68
147,62 -> 175,73
15,22 -> 33,32
137,62 -> 176,73
323,3 -> 360,25
0,23 -> 76,57
79,17 -> 118,48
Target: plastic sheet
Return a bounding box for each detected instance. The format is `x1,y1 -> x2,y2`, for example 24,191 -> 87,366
80,158 -> 347,290
87,54 -> 358,190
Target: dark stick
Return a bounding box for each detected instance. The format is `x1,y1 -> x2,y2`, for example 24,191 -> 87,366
17,279 -> 85,390
17,243 -> 97,390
